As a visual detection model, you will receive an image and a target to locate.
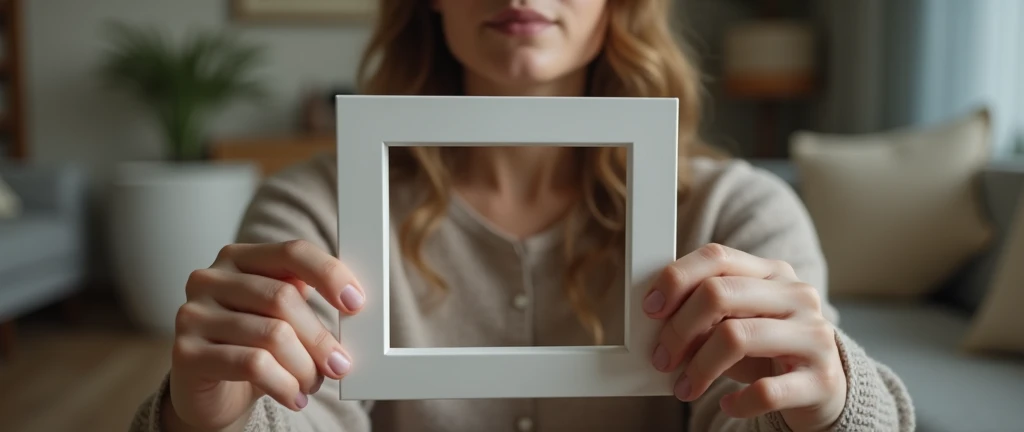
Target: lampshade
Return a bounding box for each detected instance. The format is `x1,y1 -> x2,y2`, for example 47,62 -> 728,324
723,20 -> 817,98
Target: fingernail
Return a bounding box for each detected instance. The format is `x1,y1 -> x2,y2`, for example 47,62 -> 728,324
674,375 -> 692,401
295,392 -> 308,409
329,351 -> 351,376
643,290 -> 665,314
311,375 -> 324,394
652,344 -> 669,371
340,284 -> 364,311
720,393 -> 735,413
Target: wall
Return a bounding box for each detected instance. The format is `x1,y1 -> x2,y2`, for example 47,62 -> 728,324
816,0 -> 1024,157
813,0 -> 886,134
25,0 -> 371,287
27,0 -> 370,166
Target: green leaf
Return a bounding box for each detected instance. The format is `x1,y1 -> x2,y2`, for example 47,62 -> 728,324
97,21 -> 268,161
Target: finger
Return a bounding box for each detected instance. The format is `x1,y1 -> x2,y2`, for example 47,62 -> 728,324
720,370 -> 827,418
675,318 -> 830,401
643,243 -> 797,319
722,357 -> 774,384
653,323 -> 708,373
654,277 -> 822,371
219,241 -> 365,314
283,276 -> 314,300
174,337 -> 308,411
184,304 -> 321,394
187,269 -> 353,380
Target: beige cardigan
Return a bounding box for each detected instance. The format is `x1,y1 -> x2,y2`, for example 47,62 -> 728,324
131,154 -> 914,432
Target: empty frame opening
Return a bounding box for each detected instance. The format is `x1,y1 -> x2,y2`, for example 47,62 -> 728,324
385,144 -> 629,349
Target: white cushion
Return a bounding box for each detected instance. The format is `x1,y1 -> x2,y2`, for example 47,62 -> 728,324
964,187 -> 1024,355
791,109 -> 994,298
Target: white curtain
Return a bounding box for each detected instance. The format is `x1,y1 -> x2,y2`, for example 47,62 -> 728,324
816,0 -> 1024,157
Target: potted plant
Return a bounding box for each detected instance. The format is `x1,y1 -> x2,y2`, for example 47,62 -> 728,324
100,22 -> 266,334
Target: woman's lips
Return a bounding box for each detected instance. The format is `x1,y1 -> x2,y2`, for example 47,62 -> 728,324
488,21 -> 553,36
485,8 -> 554,36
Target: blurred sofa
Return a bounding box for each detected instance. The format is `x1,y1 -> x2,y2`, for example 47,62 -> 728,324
0,160 -> 89,354
749,157 -> 1024,432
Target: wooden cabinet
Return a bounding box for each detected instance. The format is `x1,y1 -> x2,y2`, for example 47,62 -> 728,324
208,135 -> 335,177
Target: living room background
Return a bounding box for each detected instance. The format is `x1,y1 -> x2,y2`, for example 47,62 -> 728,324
2,1 -> 1023,431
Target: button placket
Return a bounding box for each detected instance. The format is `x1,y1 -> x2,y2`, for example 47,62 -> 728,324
512,243 -> 535,345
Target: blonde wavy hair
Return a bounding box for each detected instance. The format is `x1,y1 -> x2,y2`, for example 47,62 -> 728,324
356,0 -> 716,344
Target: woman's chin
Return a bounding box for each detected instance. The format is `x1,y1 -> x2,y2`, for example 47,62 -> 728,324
488,50 -> 566,77
462,52 -> 587,95
491,64 -> 577,90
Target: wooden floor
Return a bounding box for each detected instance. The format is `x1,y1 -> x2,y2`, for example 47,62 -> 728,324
0,298 -> 173,432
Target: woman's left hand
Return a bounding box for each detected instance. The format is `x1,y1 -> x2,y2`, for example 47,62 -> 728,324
644,243 -> 847,432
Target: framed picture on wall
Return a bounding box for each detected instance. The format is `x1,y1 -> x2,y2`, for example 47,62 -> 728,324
232,0 -> 375,23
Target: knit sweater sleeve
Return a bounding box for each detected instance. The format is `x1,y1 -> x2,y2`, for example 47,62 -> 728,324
683,160 -> 915,432
128,154 -> 372,432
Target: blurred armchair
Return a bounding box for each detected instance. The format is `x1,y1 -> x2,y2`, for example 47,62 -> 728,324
0,160 -> 89,357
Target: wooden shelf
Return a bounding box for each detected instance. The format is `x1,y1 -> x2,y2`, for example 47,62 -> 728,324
209,135 -> 334,177
0,0 -> 25,159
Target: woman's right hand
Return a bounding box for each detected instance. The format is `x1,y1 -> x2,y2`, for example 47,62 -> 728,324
165,240 -> 365,431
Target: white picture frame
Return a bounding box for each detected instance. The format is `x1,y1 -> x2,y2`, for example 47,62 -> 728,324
335,95 -> 680,400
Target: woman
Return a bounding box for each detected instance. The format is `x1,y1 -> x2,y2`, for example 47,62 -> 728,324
132,1 -> 913,431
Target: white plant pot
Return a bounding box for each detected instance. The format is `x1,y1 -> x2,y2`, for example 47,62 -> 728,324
111,161 -> 259,335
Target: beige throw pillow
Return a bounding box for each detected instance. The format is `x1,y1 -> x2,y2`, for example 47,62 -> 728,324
791,109 -> 994,298
964,188 -> 1024,355
0,174 -> 21,219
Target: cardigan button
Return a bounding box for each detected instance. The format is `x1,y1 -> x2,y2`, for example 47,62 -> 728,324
515,416 -> 534,432
512,293 -> 530,310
